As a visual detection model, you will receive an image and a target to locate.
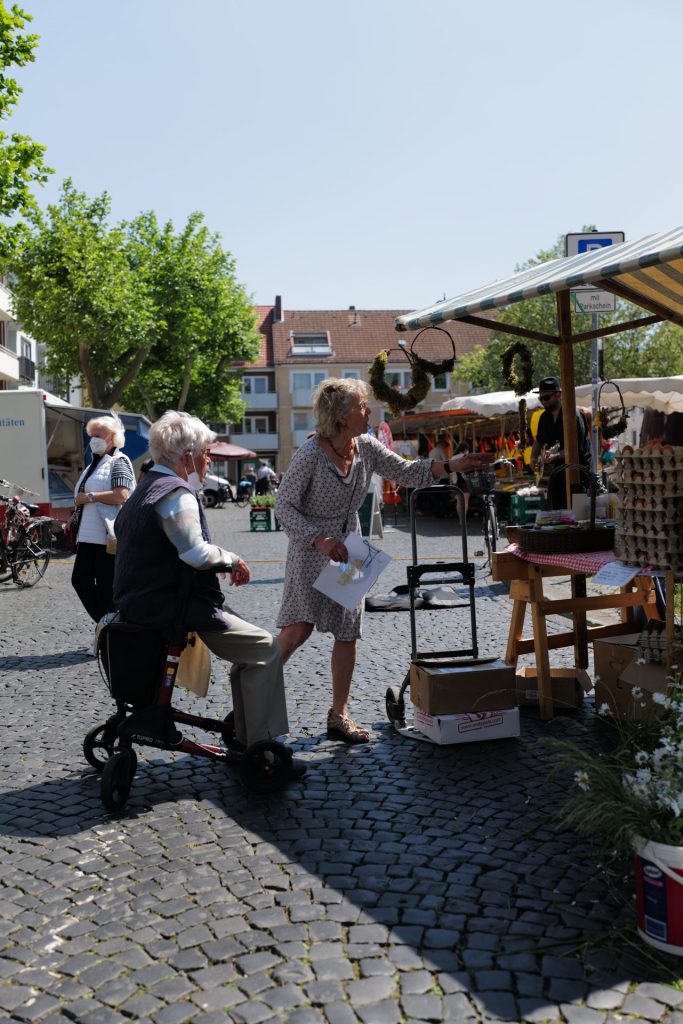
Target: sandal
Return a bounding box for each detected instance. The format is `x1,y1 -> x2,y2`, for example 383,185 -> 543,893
326,710 -> 370,744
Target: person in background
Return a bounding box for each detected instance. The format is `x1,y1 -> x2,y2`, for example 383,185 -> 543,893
450,441 -> 472,523
72,414 -> 135,627
275,378 -> 494,744
138,457 -> 155,481
530,376 -> 592,509
256,460 -> 278,496
113,411 -> 305,782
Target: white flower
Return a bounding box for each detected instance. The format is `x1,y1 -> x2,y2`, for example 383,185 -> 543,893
598,703 -> 611,716
635,658 -> 646,665
635,751 -> 649,765
574,770 -> 590,792
631,686 -> 643,699
652,692 -> 668,706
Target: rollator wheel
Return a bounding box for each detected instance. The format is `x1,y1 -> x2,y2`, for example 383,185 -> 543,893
385,686 -> 406,727
220,711 -> 242,751
83,723 -> 115,772
240,739 -> 293,794
100,749 -> 137,813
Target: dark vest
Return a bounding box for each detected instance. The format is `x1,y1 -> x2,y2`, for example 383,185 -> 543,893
113,471 -> 226,634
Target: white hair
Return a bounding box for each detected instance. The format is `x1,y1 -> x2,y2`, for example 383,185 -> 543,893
87,414 -> 125,450
313,378 -> 369,439
149,411 -> 216,466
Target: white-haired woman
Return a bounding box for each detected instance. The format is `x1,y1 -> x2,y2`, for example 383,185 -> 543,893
112,411 -> 303,778
71,414 -> 135,624
275,378 -> 493,744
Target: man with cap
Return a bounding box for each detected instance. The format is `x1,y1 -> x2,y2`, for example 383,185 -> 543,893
530,376 -> 592,509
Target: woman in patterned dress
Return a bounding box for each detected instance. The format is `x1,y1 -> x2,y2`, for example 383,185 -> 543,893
275,379 -> 493,744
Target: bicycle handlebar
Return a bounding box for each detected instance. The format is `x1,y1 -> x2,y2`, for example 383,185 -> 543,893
0,478 -> 39,497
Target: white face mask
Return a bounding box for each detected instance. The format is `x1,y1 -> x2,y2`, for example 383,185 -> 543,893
187,456 -> 202,492
89,436 -> 108,455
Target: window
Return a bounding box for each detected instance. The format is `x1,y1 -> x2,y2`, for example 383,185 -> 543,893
291,371 -> 326,393
343,370 -> 360,380
293,410 -> 315,432
0,321 -> 5,350
291,332 -> 332,356
383,369 -> 413,390
432,373 -> 449,391
242,376 -> 268,395
242,416 -> 269,434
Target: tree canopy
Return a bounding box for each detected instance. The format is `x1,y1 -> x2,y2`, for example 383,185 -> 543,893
6,179 -> 260,420
454,231 -> 683,393
0,1 -> 51,258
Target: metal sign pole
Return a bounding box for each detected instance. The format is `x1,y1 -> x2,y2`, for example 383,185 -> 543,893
591,311 -> 600,477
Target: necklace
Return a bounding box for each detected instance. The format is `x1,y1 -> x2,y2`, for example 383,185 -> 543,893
329,437 -> 354,459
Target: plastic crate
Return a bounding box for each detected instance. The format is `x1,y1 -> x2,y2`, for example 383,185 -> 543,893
250,509 -> 272,531
509,493 -> 546,526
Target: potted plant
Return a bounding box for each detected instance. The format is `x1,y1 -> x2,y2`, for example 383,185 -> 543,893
544,669 -> 683,955
248,492 -> 277,531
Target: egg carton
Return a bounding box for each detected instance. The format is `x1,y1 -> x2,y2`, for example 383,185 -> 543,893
618,495 -> 683,518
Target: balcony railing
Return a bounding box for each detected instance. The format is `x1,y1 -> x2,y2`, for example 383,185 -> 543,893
230,431 -> 279,450
18,356 -> 35,382
242,392 -> 277,411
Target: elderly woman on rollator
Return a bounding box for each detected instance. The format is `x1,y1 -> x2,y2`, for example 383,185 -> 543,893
275,378 -> 492,744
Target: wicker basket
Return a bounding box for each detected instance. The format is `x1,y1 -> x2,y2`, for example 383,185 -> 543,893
517,463 -> 616,554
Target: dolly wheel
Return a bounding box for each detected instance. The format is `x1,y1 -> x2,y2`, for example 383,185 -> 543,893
240,740 -> 293,794
385,686 -> 406,727
83,723 -> 115,772
101,749 -> 137,813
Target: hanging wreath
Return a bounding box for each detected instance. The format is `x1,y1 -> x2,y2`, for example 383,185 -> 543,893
595,379 -> 629,440
409,326 -> 456,377
369,349 -> 432,418
502,342 -> 533,397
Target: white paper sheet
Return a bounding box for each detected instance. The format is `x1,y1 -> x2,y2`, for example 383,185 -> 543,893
592,560 -> 641,587
313,533 -> 391,611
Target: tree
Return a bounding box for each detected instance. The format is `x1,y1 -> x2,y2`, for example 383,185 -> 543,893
454,232 -> 594,393
6,180 -> 260,419
0,2 -> 51,258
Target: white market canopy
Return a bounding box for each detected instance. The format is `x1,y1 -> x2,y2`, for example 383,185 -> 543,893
441,389 -> 542,417
575,375 -> 683,416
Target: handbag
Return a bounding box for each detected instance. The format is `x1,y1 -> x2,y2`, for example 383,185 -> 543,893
63,509 -> 81,553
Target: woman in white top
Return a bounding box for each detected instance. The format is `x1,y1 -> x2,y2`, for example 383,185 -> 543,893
71,413 -> 135,623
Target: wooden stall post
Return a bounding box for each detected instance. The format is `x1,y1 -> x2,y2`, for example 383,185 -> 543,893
556,289 -> 580,509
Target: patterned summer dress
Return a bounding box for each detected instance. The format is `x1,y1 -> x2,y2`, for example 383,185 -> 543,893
275,434 -> 434,641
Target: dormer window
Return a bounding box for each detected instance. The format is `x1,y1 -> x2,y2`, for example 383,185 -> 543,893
290,332 -> 333,356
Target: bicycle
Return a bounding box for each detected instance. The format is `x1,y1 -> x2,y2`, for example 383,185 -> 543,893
235,480 -> 254,508
0,478 -> 53,588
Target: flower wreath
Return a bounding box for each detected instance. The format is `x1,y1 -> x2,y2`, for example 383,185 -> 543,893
409,326 -> 456,377
502,341 -> 533,397
369,349 -> 432,418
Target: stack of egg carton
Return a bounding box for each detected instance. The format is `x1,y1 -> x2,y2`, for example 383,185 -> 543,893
613,445 -> 683,571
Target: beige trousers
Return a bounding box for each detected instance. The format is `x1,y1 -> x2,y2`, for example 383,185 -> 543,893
200,613 -> 289,746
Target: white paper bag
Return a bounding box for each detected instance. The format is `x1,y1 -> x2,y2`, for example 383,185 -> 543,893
313,534 -> 391,611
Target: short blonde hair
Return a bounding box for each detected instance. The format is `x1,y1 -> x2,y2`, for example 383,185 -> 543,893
149,411 -> 216,466
87,414 -> 125,450
313,378 -> 369,439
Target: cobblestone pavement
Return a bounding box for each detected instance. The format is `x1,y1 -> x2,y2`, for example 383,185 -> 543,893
0,506 -> 681,1024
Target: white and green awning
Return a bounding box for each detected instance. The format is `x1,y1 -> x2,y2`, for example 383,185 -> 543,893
395,226 -> 683,333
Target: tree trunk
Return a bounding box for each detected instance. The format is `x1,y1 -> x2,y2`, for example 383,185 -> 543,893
177,352 -> 195,411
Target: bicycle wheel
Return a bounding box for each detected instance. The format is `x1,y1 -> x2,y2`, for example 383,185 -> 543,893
484,501 -> 499,567
236,493 -> 249,508
11,526 -> 51,588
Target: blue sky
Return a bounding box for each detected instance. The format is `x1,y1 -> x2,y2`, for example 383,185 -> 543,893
12,0 -> 683,311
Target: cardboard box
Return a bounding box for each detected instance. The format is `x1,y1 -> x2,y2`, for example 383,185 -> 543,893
593,633 -> 666,720
414,707 -> 520,746
515,667 -> 591,710
410,658 -> 517,715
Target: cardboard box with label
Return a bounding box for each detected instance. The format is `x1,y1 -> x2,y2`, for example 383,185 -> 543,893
414,707 -> 520,746
409,658 -> 516,715
515,667 -> 591,710
593,633 -> 667,720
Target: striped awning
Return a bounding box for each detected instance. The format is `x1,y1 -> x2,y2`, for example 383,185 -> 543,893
395,226 -> 683,332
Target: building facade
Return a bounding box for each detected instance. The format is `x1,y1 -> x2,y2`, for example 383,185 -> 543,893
227,297 -> 492,472
0,277 -> 38,392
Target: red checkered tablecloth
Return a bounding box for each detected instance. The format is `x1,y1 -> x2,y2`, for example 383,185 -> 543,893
505,543 -> 617,575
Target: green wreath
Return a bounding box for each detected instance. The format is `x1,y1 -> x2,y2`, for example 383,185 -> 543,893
596,380 -> 629,440
502,342 -> 533,397
517,398 -> 528,449
369,349 -> 432,418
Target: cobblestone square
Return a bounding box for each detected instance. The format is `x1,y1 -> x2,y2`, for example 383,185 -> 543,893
0,506 -> 680,1022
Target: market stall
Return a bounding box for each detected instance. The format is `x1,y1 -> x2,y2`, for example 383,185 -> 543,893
395,226 -> 683,718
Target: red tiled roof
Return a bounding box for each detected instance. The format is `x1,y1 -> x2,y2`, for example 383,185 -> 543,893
271,308 -> 491,366
231,305 -> 274,369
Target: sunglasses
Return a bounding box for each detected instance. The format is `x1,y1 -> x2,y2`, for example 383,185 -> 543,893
539,393 -> 559,402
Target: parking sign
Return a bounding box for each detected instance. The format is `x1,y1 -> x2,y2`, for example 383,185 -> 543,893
565,231 -> 625,311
